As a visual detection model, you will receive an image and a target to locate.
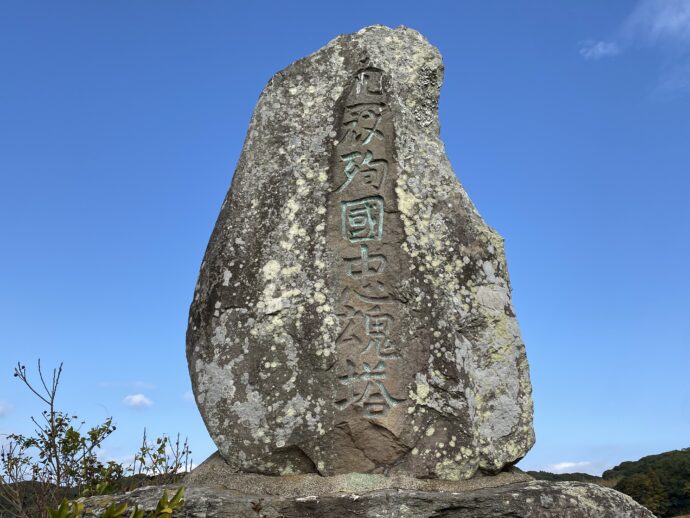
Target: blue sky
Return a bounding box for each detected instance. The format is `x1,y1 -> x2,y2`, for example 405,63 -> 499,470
1,1 -> 689,476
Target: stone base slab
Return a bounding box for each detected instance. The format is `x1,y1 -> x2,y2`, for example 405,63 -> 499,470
81,481 -> 653,517
182,451 -> 533,497
80,453 -> 653,517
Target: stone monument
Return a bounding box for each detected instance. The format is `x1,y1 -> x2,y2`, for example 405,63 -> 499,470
187,24 -> 534,482
82,25 -> 654,517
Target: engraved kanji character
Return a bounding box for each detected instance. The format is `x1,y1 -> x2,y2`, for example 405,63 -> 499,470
335,359 -> 405,417
341,104 -> 385,146
335,150 -> 388,193
344,244 -> 386,278
341,197 -> 384,243
355,69 -> 383,96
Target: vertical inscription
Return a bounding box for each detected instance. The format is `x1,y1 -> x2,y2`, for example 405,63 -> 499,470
330,69 -> 405,419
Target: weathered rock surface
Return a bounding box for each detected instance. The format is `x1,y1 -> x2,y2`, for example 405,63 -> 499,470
183,451 -> 533,495
187,24 -> 534,480
82,481 -> 655,517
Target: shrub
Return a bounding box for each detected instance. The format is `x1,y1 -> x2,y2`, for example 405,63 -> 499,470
0,361 -> 191,517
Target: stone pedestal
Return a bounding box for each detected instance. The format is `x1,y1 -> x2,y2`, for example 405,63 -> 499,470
81,476 -> 653,518
80,453 -> 653,517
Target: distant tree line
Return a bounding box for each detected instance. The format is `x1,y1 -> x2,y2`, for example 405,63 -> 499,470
529,448 -> 690,517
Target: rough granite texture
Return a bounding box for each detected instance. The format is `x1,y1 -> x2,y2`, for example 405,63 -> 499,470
183,451 -> 533,495
81,482 -> 655,517
187,25 -> 534,480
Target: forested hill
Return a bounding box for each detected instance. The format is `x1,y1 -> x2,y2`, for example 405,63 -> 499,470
528,448 -> 690,517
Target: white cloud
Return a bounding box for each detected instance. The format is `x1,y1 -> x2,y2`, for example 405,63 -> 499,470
0,402 -> 11,417
581,0 -> 690,92
547,461 -> 593,473
123,394 -> 153,408
623,0 -> 690,45
579,40 -> 621,60
182,390 -> 195,402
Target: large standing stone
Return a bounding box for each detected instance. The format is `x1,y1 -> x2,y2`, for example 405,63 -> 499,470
187,25 -> 534,480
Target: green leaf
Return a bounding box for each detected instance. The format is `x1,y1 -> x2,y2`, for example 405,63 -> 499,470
170,487 -> 185,506
47,498 -> 70,518
102,501 -> 129,518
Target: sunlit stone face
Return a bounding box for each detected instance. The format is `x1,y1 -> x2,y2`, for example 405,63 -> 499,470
186,25 -> 534,480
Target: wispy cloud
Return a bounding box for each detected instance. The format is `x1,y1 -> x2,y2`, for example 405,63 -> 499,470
0,402 -> 11,417
123,394 -> 153,408
580,0 -> 690,92
182,391 -> 195,402
623,0 -> 690,46
579,40 -> 621,60
547,461 -> 593,473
